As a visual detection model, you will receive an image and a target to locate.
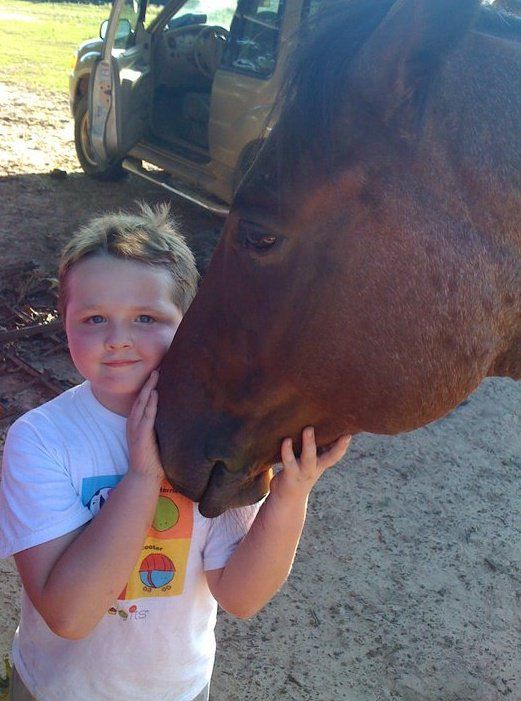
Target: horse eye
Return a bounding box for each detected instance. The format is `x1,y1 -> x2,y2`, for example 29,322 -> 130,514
248,233 -> 277,249
239,221 -> 277,251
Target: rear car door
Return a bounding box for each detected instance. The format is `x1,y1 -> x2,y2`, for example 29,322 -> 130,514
89,0 -> 152,165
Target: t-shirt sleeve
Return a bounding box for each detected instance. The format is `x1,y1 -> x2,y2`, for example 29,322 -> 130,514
0,417 -> 93,558
202,500 -> 264,571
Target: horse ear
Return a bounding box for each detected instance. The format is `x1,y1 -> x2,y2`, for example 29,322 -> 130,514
353,0 -> 480,134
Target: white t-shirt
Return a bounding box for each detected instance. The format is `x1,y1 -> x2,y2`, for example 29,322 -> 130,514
0,382 -> 260,701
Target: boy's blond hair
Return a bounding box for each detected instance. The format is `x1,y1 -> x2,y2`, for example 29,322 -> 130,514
58,203 -> 199,317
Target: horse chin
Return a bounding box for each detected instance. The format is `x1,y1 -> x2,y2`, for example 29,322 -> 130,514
197,462 -> 273,518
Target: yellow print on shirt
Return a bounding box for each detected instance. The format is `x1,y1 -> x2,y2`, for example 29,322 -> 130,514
118,480 -> 194,600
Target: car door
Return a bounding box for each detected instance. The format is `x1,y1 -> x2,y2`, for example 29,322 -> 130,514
89,0 -> 152,165
209,0 -> 288,174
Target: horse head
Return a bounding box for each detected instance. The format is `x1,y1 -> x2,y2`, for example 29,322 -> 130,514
157,0 -> 521,517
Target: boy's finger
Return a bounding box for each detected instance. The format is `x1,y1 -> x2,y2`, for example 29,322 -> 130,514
143,370 -> 159,391
280,437 -> 298,468
133,371 -> 159,410
300,426 -> 317,467
143,389 -> 158,421
141,371 -> 158,393
128,373 -> 159,426
317,435 -> 351,470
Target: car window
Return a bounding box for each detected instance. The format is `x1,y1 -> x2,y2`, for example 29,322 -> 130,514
222,0 -> 284,78
167,0 -> 237,31
116,0 -> 147,49
301,0 -> 323,18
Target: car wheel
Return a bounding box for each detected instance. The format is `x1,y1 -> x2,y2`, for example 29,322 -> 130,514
74,95 -> 126,181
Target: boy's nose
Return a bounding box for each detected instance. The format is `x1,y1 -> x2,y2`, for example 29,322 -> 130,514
106,338 -> 132,349
105,325 -> 132,349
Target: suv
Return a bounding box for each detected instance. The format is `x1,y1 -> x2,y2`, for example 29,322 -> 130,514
70,0 -> 314,215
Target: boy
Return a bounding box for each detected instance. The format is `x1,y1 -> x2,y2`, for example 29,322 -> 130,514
0,203 -> 350,701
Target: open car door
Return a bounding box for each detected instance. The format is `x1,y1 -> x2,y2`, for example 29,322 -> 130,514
89,0 -> 152,166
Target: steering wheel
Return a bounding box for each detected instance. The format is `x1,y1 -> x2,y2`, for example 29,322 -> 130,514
193,25 -> 229,80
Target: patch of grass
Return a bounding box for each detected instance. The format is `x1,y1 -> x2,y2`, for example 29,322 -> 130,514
0,1 -> 232,95
0,1 -> 112,93
0,655 -> 11,700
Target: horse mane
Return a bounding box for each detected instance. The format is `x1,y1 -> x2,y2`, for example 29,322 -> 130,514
477,4 -> 521,37
266,0 -> 519,179
270,0 -> 394,173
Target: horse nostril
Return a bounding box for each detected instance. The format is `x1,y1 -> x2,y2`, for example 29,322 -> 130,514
212,460 -> 226,478
211,458 -> 242,475
204,416 -> 243,472
204,436 -> 234,466
205,439 -> 232,462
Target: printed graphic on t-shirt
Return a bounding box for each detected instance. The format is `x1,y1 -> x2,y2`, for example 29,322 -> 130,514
81,476 -> 194,603
82,474 -> 122,516
121,480 -> 193,600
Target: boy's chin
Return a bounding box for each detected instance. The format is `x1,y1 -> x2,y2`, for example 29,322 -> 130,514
91,382 -> 145,414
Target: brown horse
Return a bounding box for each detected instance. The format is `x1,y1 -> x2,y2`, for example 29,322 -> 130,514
156,0 -> 521,517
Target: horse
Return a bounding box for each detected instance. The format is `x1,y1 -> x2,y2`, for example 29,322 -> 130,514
156,0 -> 521,518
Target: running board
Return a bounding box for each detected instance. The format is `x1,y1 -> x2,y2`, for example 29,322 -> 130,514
122,159 -> 230,217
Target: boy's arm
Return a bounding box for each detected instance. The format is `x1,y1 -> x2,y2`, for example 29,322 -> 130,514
206,428 -> 351,618
14,373 -> 163,640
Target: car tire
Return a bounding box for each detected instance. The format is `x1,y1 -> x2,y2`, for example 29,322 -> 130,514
74,95 -> 126,181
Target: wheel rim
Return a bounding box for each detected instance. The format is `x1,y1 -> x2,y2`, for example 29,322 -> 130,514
80,110 -> 98,168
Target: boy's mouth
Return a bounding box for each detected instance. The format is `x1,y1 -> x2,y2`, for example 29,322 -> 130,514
103,360 -> 140,367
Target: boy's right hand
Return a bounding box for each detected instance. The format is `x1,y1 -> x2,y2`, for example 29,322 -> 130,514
126,370 -> 164,482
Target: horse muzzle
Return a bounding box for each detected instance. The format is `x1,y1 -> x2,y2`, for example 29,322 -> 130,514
163,457 -> 271,517
197,461 -> 272,517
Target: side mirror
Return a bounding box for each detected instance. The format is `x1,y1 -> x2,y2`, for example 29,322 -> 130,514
99,18 -> 132,44
100,19 -> 108,40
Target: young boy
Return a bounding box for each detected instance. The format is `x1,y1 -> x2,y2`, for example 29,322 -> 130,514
0,203 -> 350,701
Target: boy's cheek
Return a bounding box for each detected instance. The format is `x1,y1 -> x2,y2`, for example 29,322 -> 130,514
154,327 -> 180,354
68,324 -> 100,345
67,334 -> 98,367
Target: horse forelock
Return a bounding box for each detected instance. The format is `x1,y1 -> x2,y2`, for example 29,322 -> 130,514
254,0 -> 516,192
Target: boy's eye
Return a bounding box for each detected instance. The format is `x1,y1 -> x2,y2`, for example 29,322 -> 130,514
136,314 -> 155,323
86,315 -> 105,324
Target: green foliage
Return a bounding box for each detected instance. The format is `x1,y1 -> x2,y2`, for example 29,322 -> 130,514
0,1 -> 111,92
0,656 -> 12,700
0,0 -> 235,93
15,0 -> 167,4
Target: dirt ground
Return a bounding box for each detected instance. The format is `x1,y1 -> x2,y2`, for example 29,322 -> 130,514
0,82 -> 520,701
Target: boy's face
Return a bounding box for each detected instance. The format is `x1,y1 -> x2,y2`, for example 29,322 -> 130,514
64,255 -> 183,416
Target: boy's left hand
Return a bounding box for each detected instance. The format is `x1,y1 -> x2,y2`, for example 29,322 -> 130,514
269,427 -> 351,503
126,370 -> 164,482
